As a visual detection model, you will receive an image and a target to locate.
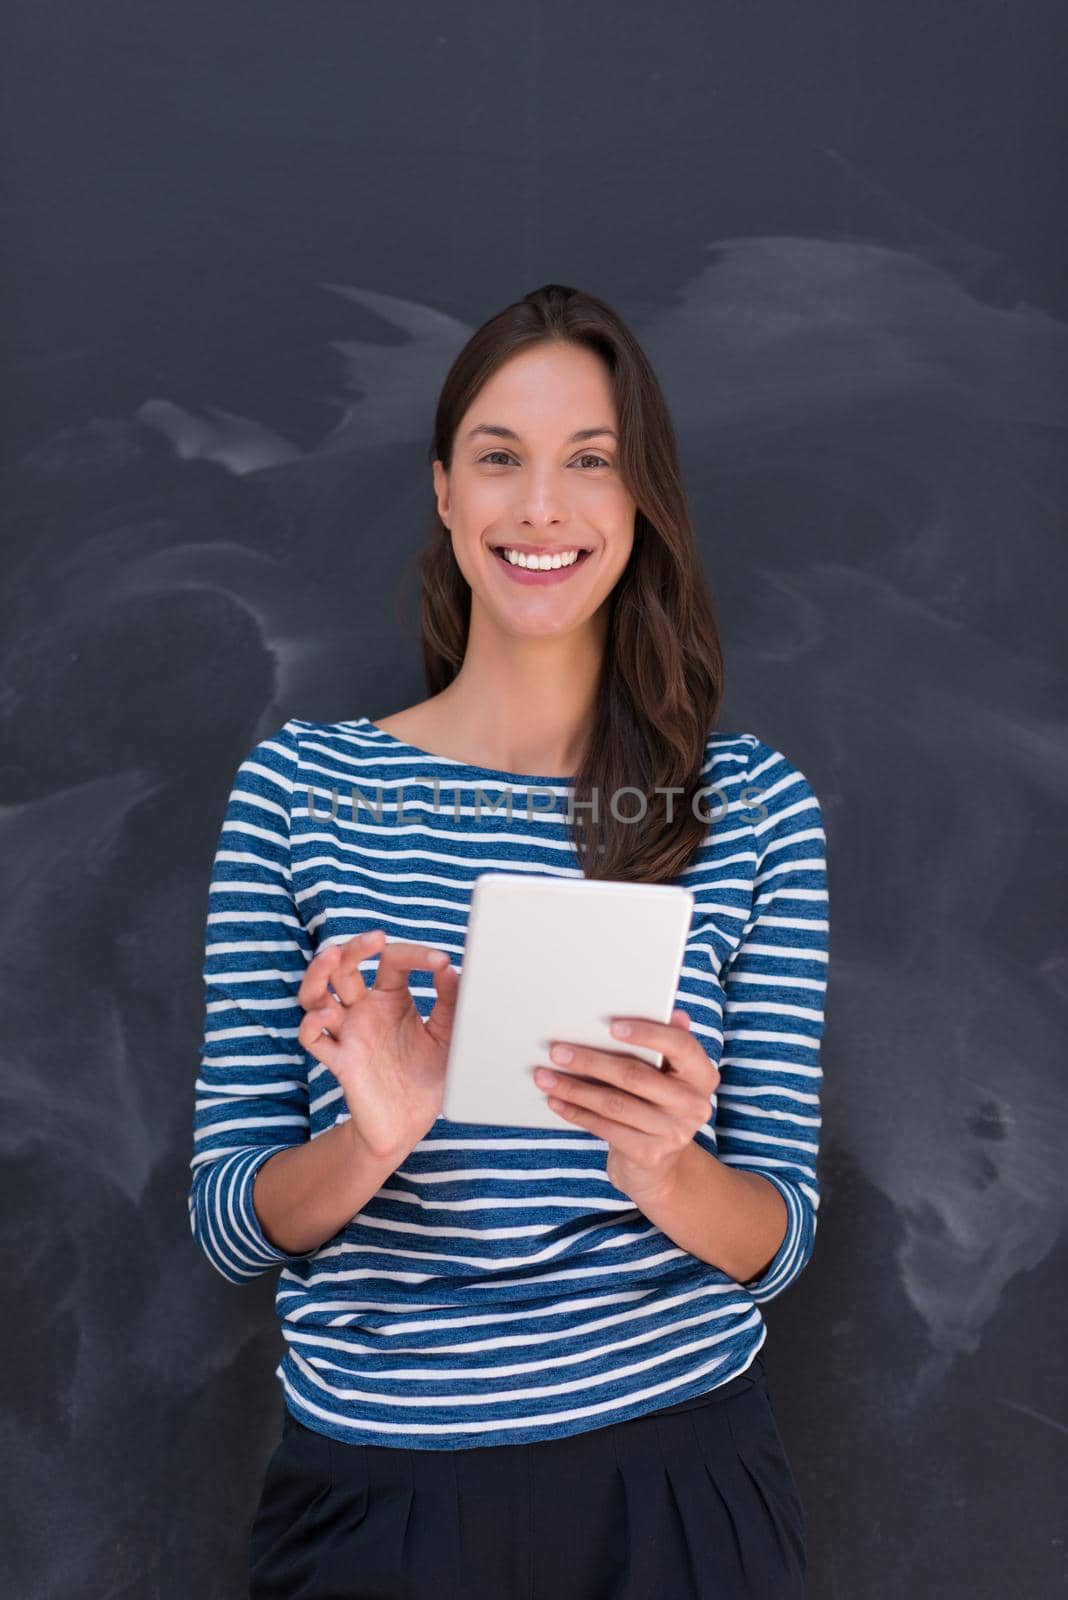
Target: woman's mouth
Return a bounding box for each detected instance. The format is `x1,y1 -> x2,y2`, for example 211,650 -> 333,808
490,545 -> 594,586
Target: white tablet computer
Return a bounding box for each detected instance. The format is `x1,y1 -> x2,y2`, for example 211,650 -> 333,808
441,872 -> 695,1130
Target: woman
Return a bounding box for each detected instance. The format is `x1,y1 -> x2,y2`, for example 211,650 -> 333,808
189,284 -> 829,1597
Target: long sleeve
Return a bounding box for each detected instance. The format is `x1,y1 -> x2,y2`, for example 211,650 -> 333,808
187,719 -> 317,1283
709,736 -> 829,1303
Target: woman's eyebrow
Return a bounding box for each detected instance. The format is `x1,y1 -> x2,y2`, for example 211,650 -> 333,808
464,424 -> 618,444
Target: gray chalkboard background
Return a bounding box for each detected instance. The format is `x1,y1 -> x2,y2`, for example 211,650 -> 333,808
3,2 -> 1066,1596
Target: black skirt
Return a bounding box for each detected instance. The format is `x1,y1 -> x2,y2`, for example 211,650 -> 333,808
248,1352 -> 807,1599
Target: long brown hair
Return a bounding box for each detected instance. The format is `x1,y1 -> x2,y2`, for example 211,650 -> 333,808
415,283 -> 725,883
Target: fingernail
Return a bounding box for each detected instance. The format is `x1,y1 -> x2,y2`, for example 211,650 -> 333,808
550,1044 -> 572,1064
611,1020 -> 631,1037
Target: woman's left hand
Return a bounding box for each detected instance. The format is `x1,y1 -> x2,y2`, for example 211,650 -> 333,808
533,1009 -> 720,1205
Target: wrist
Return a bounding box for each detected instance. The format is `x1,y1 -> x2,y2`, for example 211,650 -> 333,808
343,1114 -> 413,1170
627,1142 -> 695,1208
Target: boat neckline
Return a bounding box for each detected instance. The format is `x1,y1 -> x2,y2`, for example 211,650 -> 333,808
347,716 -> 577,785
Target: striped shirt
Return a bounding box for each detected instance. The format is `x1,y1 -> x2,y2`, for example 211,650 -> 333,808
188,716 -> 829,1451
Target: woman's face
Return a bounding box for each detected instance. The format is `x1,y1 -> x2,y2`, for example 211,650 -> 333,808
433,341 -> 637,640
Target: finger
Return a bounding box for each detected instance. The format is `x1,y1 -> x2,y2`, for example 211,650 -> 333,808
328,929 -> 391,1004
544,1075 -> 676,1138
544,1042 -> 687,1112
607,1013 -> 710,1083
297,942 -> 348,1011
297,1003 -> 346,1070
545,1100 -> 656,1164
301,993 -> 346,1039
371,938 -> 452,994
423,957 -> 461,1049
544,1093 -> 650,1156
298,931 -> 384,1010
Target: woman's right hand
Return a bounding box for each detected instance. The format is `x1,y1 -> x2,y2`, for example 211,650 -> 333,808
296,929 -> 461,1162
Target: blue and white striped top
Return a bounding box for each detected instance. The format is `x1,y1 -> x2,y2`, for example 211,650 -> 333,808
188,716 -> 829,1451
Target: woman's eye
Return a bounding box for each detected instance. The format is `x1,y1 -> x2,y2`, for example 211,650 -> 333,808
477,452 -> 609,469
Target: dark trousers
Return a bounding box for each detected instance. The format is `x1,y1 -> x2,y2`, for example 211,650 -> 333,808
248,1353 -> 807,1599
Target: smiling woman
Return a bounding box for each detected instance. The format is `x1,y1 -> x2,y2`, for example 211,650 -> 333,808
191,284 -> 825,1600
409,289 -> 729,880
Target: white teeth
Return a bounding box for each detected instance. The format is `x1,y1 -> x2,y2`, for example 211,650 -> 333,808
499,547 -> 584,569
